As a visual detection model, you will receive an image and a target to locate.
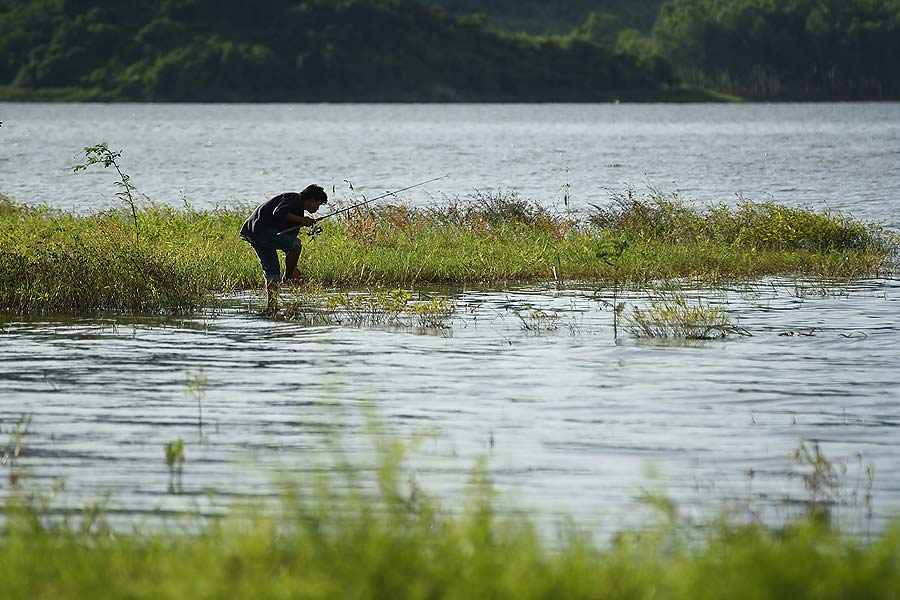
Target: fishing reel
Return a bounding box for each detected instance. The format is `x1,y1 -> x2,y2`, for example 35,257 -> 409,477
308,224 -> 324,239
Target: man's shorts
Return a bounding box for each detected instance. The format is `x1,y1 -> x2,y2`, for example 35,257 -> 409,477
242,228 -> 301,282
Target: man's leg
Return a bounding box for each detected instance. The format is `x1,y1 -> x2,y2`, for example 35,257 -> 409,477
283,239 -> 303,282
251,244 -> 282,312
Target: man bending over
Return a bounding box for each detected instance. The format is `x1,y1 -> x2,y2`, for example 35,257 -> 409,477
240,184 -> 327,310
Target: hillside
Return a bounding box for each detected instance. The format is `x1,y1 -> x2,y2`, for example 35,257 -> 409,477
0,0 -> 673,102
425,0 -> 663,35
654,0 -> 900,99
2,0 -> 896,102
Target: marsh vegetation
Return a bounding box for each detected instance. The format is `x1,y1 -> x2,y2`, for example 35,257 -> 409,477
1,429 -> 897,600
280,286 -> 455,329
625,293 -> 750,340
1,188 -> 895,316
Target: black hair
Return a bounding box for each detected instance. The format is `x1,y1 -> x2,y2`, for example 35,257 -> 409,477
300,184 -> 328,204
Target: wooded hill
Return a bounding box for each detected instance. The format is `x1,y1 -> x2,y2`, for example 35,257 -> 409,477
0,0 -> 672,102
654,0 -> 900,100
1,0 -> 898,101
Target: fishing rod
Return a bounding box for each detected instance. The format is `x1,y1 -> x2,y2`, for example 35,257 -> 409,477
278,174 -> 448,236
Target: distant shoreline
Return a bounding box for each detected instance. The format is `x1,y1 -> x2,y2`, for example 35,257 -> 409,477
5,86 -> 898,104
0,84 -> 740,104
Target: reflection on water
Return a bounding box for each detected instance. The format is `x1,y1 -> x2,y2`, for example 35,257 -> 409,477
2,278 -> 899,534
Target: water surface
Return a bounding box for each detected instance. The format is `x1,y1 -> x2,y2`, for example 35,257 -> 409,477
1,102 -> 899,534
2,102 -> 899,228
2,280 -> 899,533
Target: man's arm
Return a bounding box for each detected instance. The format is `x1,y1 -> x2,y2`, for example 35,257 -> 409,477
285,213 -> 316,227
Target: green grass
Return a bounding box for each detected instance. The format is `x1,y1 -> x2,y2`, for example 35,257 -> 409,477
0,190 -> 895,314
279,285 -> 455,328
2,437 -> 899,599
625,292 -> 749,339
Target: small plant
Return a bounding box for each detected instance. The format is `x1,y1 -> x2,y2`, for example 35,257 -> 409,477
625,293 -> 749,340
790,440 -> 875,528
1,413 -> 31,487
73,143 -> 140,242
186,370 -> 208,435
323,288 -> 411,326
514,305 -> 560,333
165,439 -> 185,493
595,236 -> 629,339
406,296 -> 455,329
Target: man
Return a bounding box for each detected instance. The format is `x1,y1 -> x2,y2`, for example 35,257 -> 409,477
240,184 -> 327,309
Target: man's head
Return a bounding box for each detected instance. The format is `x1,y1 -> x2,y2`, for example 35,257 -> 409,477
300,184 -> 328,213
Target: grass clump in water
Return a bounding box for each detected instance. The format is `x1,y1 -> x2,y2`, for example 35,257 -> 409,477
1,435 -> 899,599
1,187 -> 896,315
625,292 -> 750,340
280,285 -> 454,329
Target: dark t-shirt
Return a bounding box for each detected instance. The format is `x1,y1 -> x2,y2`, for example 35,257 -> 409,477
240,192 -> 305,239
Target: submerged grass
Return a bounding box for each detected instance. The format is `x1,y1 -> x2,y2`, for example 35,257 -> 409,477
279,285 -> 455,329
1,189 -> 895,314
625,292 -> 751,340
2,435 -> 899,599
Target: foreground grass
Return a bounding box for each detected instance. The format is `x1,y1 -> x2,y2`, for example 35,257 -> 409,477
2,443 -> 899,600
0,190 -> 895,314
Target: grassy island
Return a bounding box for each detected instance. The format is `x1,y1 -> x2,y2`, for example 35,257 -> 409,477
1,190 -> 896,315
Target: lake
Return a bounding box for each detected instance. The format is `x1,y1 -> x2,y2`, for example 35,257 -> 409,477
1,103 -> 899,534
2,102 -> 899,226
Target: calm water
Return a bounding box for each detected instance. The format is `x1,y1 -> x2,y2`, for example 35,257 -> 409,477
2,102 -> 900,227
1,103 -> 899,533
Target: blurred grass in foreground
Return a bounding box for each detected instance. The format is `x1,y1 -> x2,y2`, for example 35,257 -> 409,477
1,434 -> 898,600
1,189 -> 895,314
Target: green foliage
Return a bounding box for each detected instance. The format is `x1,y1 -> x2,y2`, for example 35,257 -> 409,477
0,201 -> 213,315
427,0 -> 663,34
588,188 -> 895,254
2,413 -> 31,487
0,0 -> 664,101
281,285 -> 455,329
164,439 -> 185,469
164,438 -> 185,493
73,143 -> 140,242
514,305 -> 561,333
653,0 -> 900,98
2,0 -> 898,99
791,440 -> 876,526
625,293 -> 748,339
0,188 -> 894,315
1,433 -> 900,599
186,370 -> 208,433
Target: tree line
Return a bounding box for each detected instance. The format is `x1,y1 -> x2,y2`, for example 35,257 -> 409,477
653,0 -> 900,99
0,0 -> 668,101
1,0 -> 898,101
